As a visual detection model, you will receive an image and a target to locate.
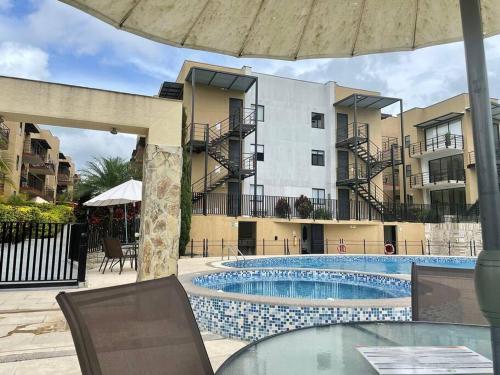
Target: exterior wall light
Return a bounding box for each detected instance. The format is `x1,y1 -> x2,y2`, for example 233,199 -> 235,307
110,128 -> 118,135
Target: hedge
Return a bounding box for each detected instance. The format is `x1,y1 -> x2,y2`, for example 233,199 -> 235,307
0,203 -> 74,240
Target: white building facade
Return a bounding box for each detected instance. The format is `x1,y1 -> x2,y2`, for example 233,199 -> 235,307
243,71 -> 338,201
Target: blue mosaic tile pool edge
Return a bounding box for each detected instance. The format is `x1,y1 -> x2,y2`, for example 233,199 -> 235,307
189,293 -> 411,341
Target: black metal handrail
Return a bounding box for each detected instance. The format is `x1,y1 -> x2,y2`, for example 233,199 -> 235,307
408,169 -> 466,187
191,167 -> 228,193
191,192 -> 480,224
337,163 -> 367,181
336,122 -> 368,144
409,134 -> 464,157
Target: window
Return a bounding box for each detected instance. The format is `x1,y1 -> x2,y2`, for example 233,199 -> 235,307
16,155 -> 19,171
251,144 -> 264,161
312,188 -> 326,204
430,188 -> 466,206
250,184 -> 264,202
311,112 -> 324,129
311,150 -> 325,166
428,154 -> 464,182
251,104 -> 264,122
425,119 -> 463,148
405,164 -> 411,176
404,135 -> 411,148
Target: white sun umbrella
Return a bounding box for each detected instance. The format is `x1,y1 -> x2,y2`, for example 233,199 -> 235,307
62,0 -> 500,364
84,179 -> 142,243
58,1 -> 499,59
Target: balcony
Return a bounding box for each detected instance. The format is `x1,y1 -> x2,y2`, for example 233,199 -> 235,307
408,169 -> 465,190
20,183 -> 55,202
57,171 -> 72,185
0,122 -> 9,150
22,139 -> 50,165
336,163 -> 367,184
409,134 -> 463,158
335,122 -> 368,147
29,162 -> 56,175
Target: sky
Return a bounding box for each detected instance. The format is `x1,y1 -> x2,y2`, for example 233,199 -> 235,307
1,0 -> 499,171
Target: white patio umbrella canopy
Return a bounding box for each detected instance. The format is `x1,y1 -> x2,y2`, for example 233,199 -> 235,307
83,179 -> 142,207
60,0 -> 500,60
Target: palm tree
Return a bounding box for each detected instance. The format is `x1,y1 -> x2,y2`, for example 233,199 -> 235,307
77,156 -> 132,198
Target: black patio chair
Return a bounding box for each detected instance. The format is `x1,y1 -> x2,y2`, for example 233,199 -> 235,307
411,263 -> 488,325
56,276 -> 214,375
99,238 -> 135,274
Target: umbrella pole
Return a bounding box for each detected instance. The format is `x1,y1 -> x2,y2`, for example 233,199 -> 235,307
460,0 -> 500,370
124,204 -> 128,244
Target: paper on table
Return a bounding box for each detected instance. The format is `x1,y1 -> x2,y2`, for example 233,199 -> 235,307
357,346 -> 493,375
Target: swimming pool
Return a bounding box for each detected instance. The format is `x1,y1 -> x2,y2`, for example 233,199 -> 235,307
193,269 -> 410,300
183,269 -> 411,341
223,255 -> 476,274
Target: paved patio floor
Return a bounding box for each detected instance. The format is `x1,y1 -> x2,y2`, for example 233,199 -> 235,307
0,257 -> 245,374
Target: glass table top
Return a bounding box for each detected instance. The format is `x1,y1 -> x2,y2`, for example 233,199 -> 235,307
216,322 -> 491,375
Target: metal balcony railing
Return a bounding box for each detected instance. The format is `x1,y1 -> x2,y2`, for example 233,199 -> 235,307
337,163 -> 367,182
336,122 -> 368,145
409,134 -> 464,157
408,169 -> 466,188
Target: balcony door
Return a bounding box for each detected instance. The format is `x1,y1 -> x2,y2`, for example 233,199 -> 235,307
428,154 -> 464,183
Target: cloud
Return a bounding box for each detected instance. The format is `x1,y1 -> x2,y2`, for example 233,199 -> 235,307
0,0 -> 11,12
0,41 -> 50,80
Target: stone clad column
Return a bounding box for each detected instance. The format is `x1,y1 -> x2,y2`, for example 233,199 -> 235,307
137,143 -> 182,281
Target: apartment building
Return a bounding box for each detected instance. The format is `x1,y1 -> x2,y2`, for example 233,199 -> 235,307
0,118 -> 77,202
382,94 -> 500,211
130,60 -> 428,256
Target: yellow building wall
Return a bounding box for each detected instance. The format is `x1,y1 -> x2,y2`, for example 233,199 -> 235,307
334,84 -> 385,200
190,215 -> 426,257
381,93 -> 478,205
179,61 -> 249,193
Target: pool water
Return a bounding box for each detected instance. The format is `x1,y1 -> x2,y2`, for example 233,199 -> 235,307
214,279 -> 407,300
193,269 -> 411,301
224,255 -> 476,274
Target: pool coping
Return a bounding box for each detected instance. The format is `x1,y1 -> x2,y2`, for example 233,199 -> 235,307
180,267 -> 411,308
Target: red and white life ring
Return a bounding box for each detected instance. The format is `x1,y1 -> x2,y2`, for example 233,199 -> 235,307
337,243 -> 347,254
384,243 -> 395,255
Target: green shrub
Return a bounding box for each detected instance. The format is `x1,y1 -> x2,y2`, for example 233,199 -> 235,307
0,202 -> 74,241
313,207 -> 332,220
275,197 -> 291,218
294,195 -> 313,219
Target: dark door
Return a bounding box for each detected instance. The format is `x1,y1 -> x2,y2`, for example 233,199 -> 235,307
337,189 -> 350,220
384,225 -> 397,254
227,181 -> 240,217
229,98 -> 243,130
238,222 -> 256,255
337,112 -> 349,141
337,150 -> 349,181
310,224 -> 324,254
228,139 -> 240,171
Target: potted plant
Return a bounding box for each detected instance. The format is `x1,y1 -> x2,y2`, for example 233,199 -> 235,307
275,197 -> 290,218
444,132 -> 452,147
294,195 -> 313,219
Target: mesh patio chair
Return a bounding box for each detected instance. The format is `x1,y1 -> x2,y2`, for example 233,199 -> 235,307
99,238 -> 134,274
411,263 -> 488,325
56,276 -> 214,375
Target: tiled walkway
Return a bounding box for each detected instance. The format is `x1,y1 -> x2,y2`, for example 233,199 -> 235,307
0,257 -> 245,374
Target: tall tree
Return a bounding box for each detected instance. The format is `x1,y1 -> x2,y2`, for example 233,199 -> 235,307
77,156 -> 132,198
179,108 -> 192,256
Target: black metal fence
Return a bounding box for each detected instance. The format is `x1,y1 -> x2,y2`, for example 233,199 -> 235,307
184,237 -> 482,258
0,222 -> 88,288
87,219 -> 139,253
192,192 -> 480,224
